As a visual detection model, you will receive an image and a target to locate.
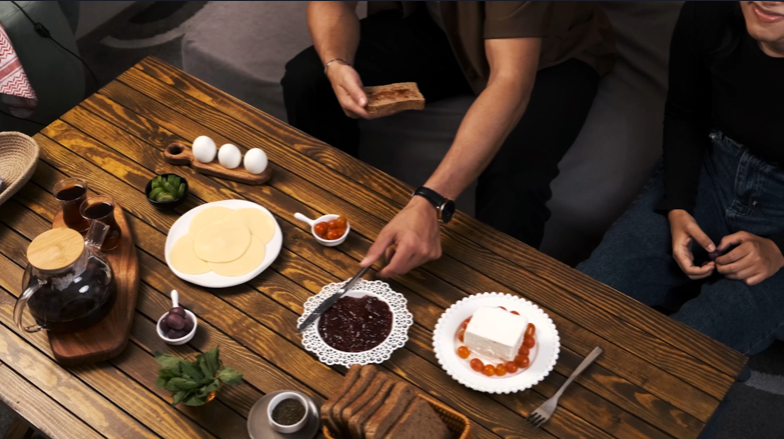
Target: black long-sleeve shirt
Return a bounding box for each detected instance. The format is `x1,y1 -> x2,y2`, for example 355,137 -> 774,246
658,2 -> 784,250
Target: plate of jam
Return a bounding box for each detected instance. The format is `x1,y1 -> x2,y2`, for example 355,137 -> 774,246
298,279 -> 413,367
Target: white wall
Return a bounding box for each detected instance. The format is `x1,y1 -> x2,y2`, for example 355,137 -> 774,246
76,1 -> 137,39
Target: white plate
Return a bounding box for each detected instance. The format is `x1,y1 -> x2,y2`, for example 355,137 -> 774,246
433,292 -> 559,394
298,279 -> 413,367
165,200 -> 283,288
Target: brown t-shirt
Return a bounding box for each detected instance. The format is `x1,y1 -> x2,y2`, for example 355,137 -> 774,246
369,1 -> 617,94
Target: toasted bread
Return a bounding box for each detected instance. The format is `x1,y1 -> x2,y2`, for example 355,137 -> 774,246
364,82 -> 425,117
348,379 -> 395,439
321,365 -> 361,436
332,366 -> 378,436
363,382 -> 416,439
342,373 -> 388,428
383,396 -> 452,439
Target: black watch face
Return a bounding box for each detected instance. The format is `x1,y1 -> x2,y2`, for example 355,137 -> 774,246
440,200 -> 456,224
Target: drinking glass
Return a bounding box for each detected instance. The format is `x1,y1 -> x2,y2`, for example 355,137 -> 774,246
80,195 -> 122,250
54,178 -> 89,233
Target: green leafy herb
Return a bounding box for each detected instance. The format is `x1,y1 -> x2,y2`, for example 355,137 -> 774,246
148,174 -> 186,203
154,346 -> 242,407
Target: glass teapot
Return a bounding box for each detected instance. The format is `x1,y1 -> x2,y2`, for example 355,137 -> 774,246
14,222 -> 117,333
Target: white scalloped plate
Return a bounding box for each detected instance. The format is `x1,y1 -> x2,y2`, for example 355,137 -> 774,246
298,279 -> 414,367
433,293 -> 559,394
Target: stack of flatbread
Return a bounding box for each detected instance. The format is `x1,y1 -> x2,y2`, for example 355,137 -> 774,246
322,365 -> 452,439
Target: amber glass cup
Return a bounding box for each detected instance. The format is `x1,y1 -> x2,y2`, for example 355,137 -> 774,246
80,195 -> 122,250
54,178 -> 90,233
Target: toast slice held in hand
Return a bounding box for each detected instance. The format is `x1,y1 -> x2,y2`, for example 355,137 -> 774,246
364,82 -> 425,117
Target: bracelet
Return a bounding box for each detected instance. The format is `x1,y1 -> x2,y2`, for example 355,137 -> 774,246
324,58 -> 350,75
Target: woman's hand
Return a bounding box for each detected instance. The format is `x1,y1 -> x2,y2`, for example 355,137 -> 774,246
668,209 -> 717,279
715,231 -> 784,286
325,63 -> 375,119
360,196 -> 442,278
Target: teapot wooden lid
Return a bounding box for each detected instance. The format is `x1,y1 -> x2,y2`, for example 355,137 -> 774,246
27,228 -> 84,271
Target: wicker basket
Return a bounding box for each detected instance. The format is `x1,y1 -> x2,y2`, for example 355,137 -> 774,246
323,393 -> 472,439
0,132 -> 39,206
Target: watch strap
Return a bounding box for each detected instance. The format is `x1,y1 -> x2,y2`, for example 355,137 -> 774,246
413,187 -> 446,209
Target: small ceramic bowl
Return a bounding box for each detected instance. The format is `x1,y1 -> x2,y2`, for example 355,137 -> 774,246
293,213 -> 350,247
145,173 -> 189,210
267,392 -> 310,434
157,310 -> 198,345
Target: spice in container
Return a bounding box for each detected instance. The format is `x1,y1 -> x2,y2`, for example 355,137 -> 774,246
272,398 -> 306,426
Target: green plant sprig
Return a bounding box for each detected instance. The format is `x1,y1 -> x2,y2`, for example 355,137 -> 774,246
155,346 -> 242,407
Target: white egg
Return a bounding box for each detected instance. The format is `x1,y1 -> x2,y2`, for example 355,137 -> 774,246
192,136 -> 216,163
243,148 -> 268,175
218,144 -> 242,169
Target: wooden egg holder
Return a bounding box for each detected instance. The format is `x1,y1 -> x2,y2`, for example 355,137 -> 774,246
164,142 -> 272,185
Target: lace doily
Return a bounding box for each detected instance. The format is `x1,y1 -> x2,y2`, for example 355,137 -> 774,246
298,279 -> 413,367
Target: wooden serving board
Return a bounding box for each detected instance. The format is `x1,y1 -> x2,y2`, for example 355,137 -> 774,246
164,142 -> 272,185
49,203 -> 140,365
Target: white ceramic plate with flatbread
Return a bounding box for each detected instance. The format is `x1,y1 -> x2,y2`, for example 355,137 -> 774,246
165,200 -> 283,288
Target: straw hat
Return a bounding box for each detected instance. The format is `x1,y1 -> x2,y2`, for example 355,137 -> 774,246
0,131 -> 39,206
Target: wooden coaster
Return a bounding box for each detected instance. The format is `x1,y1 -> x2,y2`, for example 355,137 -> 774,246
49,203 -> 140,366
164,142 -> 272,185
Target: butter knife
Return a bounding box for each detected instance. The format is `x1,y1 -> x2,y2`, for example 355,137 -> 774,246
297,265 -> 371,334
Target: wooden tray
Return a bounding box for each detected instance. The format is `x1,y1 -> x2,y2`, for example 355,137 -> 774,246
164,142 -> 272,185
322,394 -> 472,439
49,203 -> 139,365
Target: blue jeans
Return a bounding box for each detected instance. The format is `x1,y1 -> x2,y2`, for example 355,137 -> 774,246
578,131 -> 784,357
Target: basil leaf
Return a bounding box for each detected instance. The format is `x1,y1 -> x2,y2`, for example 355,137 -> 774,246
165,377 -> 200,392
172,390 -> 188,406
180,361 -> 204,381
202,347 -> 221,375
183,394 -> 208,407
155,353 -> 184,373
198,355 -> 213,379
217,366 -> 243,386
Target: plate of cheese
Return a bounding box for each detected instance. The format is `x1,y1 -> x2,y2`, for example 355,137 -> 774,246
165,200 -> 283,288
432,292 -> 559,393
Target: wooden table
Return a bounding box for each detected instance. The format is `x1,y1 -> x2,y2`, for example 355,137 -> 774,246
0,57 -> 746,439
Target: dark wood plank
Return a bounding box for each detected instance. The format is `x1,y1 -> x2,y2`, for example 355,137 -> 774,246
3,416 -> 33,439
82,78 -> 721,417
0,364 -> 104,439
134,56 -> 747,378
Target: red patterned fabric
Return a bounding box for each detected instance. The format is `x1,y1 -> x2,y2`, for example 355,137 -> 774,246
0,22 -> 37,118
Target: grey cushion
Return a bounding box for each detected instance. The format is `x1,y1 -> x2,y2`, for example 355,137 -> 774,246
182,1 -> 684,264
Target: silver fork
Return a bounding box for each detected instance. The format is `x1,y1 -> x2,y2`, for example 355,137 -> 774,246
527,346 -> 603,428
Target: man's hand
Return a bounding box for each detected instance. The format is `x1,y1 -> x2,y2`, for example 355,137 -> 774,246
326,63 -> 375,119
360,196 -> 442,278
715,231 -> 784,285
668,209 -> 716,279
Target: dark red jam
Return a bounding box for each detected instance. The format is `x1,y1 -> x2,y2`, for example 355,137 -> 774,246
318,295 -> 393,352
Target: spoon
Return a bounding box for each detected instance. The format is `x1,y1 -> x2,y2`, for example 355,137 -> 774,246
294,212 -> 350,247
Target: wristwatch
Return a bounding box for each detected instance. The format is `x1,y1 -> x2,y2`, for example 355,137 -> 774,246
413,187 -> 456,224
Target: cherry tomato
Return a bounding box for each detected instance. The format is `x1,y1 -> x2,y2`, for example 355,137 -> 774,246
457,329 -> 465,343
327,219 -> 339,230
506,361 -> 519,374
523,335 -> 535,349
495,363 -> 507,377
515,355 -> 530,369
470,358 -> 484,372
457,346 -> 471,359
518,345 -> 529,356
498,306 -> 507,311
314,222 -> 329,237
526,323 -> 536,338
510,310 -> 520,315
333,216 -> 348,229
460,317 -> 471,329
326,228 -> 345,240
483,364 -> 496,377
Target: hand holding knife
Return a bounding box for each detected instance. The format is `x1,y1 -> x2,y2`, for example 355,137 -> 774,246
297,265 -> 371,334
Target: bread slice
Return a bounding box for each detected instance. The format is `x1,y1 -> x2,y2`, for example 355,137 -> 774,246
341,373 -> 388,428
332,366 -> 378,436
364,82 -> 425,117
383,396 -> 452,439
321,365 -> 361,436
363,382 -> 416,439
348,379 -> 395,439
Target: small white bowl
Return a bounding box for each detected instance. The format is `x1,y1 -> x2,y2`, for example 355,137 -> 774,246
294,213 -> 350,247
267,392 -> 310,434
157,310 -> 198,345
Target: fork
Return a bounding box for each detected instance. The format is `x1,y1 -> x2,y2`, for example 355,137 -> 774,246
527,346 -> 603,428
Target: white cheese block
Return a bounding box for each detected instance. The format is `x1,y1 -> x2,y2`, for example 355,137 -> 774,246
464,306 -> 527,362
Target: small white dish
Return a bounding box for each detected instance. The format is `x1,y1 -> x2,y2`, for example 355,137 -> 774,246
164,200 -> 283,288
298,279 -> 413,367
267,392 -> 310,434
433,292 -> 559,394
294,213 -> 350,247
247,391 -> 320,439
157,310 -> 198,345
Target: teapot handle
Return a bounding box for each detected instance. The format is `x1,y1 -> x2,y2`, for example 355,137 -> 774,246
85,219 -> 110,251
14,280 -> 45,333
